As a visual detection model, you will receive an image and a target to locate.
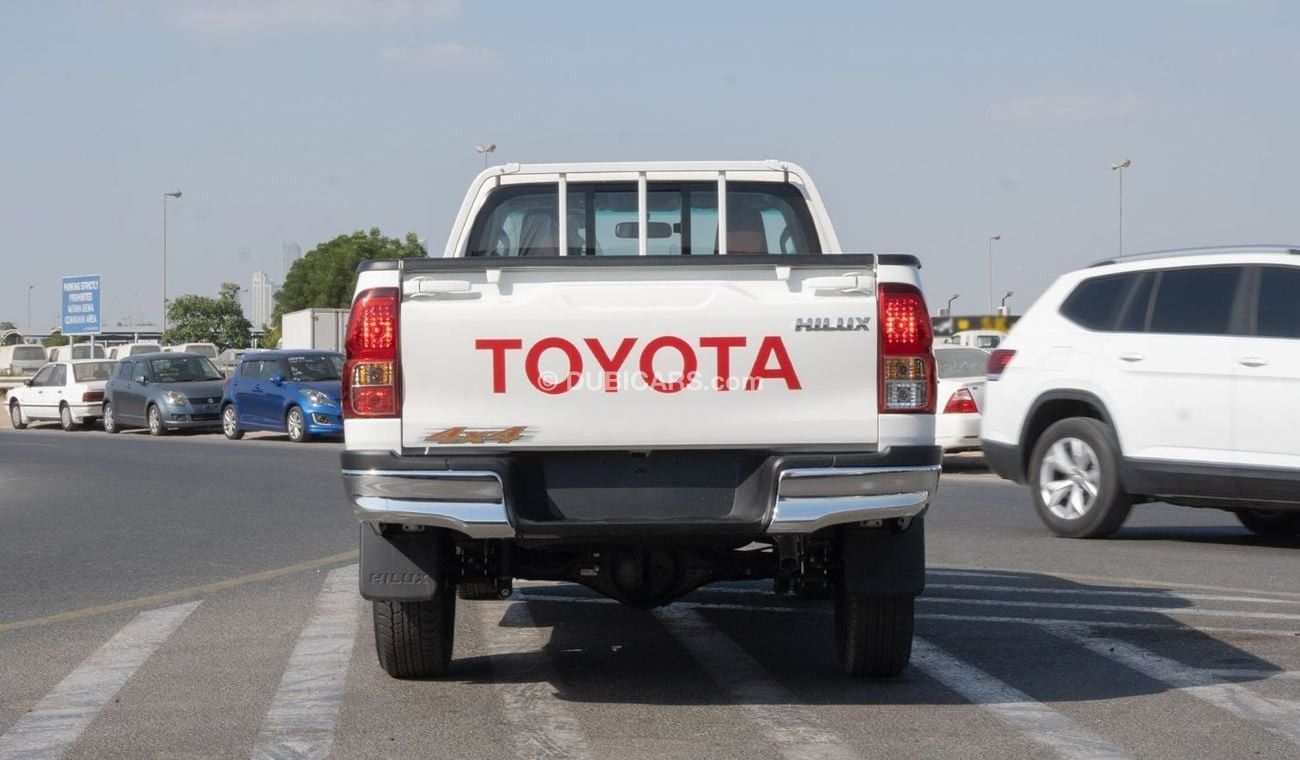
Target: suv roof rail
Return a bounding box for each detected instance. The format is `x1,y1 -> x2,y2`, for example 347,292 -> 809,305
1090,244 -> 1300,267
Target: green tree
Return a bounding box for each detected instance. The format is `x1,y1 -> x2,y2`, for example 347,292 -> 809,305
0,321 -> 15,330
271,228 -> 424,328
42,331 -> 69,348
163,282 -> 252,349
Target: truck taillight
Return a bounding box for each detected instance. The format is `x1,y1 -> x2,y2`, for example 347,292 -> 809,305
986,349 -> 1016,380
878,283 -> 935,414
343,287 -> 400,418
943,387 -> 979,414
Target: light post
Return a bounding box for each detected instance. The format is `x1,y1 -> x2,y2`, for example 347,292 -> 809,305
987,235 -> 1001,313
1001,290 -> 1015,312
946,293 -> 960,316
27,285 -> 33,334
475,143 -> 496,169
1110,158 -> 1130,256
162,190 -> 182,332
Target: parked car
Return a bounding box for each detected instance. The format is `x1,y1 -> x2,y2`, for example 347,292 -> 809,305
47,343 -> 107,362
220,350 -> 343,442
341,161 -> 942,680
102,352 -> 226,435
215,348 -> 260,376
6,359 -> 116,430
0,344 -> 48,376
164,342 -> 219,359
108,342 -> 162,360
934,346 -> 988,452
982,246 -> 1300,538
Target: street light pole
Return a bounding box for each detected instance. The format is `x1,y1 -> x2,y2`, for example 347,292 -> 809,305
27,285 -> 33,334
946,293 -> 960,316
1110,158 -> 1131,256
1001,290 -> 1015,312
987,235 -> 1002,313
475,143 -> 496,170
162,191 -> 182,332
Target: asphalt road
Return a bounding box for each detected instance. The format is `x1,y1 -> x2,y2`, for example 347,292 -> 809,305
1,422 -> 1298,759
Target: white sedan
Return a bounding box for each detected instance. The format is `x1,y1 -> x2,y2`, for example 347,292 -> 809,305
934,346 -> 988,452
6,359 -> 116,431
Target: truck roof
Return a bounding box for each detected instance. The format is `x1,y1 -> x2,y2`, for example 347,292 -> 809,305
478,159 -> 807,178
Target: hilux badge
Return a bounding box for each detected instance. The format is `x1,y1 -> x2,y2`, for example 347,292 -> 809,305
794,317 -> 871,332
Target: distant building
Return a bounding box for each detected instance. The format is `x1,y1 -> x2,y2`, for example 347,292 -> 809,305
283,241 -> 303,280
250,271 -> 274,329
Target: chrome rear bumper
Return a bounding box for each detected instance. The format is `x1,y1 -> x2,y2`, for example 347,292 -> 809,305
344,461 -> 941,540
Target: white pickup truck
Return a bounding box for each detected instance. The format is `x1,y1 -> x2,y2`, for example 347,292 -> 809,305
341,161 -> 941,679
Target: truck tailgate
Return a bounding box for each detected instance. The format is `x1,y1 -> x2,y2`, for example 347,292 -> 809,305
398,257 -> 881,450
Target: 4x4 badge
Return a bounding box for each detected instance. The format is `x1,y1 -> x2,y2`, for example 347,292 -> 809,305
425,426 -> 529,444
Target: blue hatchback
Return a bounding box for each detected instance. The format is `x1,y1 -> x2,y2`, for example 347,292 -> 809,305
220,350 -> 344,442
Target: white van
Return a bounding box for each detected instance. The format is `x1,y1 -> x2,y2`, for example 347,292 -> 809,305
0,344 -> 48,375
165,342 -> 219,359
108,343 -> 162,360
47,344 -> 108,362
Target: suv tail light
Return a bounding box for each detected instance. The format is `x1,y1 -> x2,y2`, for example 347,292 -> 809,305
986,349 -> 1016,380
878,283 -> 936,413
942,387 -> 979,414
343,287 -> 400,418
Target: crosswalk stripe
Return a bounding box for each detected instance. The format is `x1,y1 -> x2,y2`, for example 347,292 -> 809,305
922,596 -> 1300,621
926,583 -> 1300,606
1042,623 -> 1300,746
477,601 -> 593,760
251,565 -> 360,760
518,589 -> 1300,637
0,601 -> 200,760
653,605 -> 859,760
911,638 -> 1129,760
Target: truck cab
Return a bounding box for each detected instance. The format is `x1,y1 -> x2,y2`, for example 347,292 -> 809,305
341,161 -> 941,679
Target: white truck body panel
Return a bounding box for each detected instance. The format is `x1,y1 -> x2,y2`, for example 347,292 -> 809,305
281,308 -> 348,351
398,262 -> 885,451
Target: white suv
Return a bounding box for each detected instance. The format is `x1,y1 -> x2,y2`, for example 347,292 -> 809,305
981,246 -> 1300,539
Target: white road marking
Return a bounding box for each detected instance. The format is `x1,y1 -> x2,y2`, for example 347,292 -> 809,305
653,605 -> 859,760
922,596 -> 1300,622
911,637 -> 1129,760
0,601 -> 200,760
926,583 -> 1300,607
1043,624 -> 1300,746
251,565 -> 360,760
476,601 -> 593,760
518,590 -> 1300,638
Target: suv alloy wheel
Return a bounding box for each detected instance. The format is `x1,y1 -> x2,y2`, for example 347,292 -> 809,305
1028,418 -> 1131,538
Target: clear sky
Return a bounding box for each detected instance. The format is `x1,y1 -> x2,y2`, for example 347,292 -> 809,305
3,0 -> 1298,331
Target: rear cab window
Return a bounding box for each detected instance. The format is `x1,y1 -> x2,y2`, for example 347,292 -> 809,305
464,181 -> 821,257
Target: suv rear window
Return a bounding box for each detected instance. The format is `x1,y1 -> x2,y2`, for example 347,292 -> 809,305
13,346 -> 44,360
1148,266 -> 1244,335
1255,266 -> 1300,339
465,182 -> 820,257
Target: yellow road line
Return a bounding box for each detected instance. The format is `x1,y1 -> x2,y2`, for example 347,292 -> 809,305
0,550 -> 359,633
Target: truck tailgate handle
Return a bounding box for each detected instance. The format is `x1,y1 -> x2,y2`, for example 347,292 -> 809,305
802,274 -> 873,295
407,278 -> 475,297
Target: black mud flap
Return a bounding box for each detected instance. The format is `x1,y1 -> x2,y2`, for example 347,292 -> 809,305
842,517 -> 925,597
358,524 -> 446,602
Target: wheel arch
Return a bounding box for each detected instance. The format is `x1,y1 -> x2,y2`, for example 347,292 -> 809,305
1018,390 -> 1117,480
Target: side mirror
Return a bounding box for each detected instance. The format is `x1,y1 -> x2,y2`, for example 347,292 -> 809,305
134,376 -> 148,385
22,379 -> 32,387
270,375 -> 284,386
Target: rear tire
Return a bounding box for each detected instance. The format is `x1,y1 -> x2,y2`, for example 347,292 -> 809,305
835,588 -> 914,677
102,402 -> 119,434
1235,510 -> 1300,538
221,405 -> 244,440
1028,417 -> 1131,538
373,590 -> 456,679
9,401 -> 26,430
59,404 -> 79,431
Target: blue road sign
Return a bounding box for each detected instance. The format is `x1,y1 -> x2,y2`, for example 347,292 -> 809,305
61,275 -> 102,335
